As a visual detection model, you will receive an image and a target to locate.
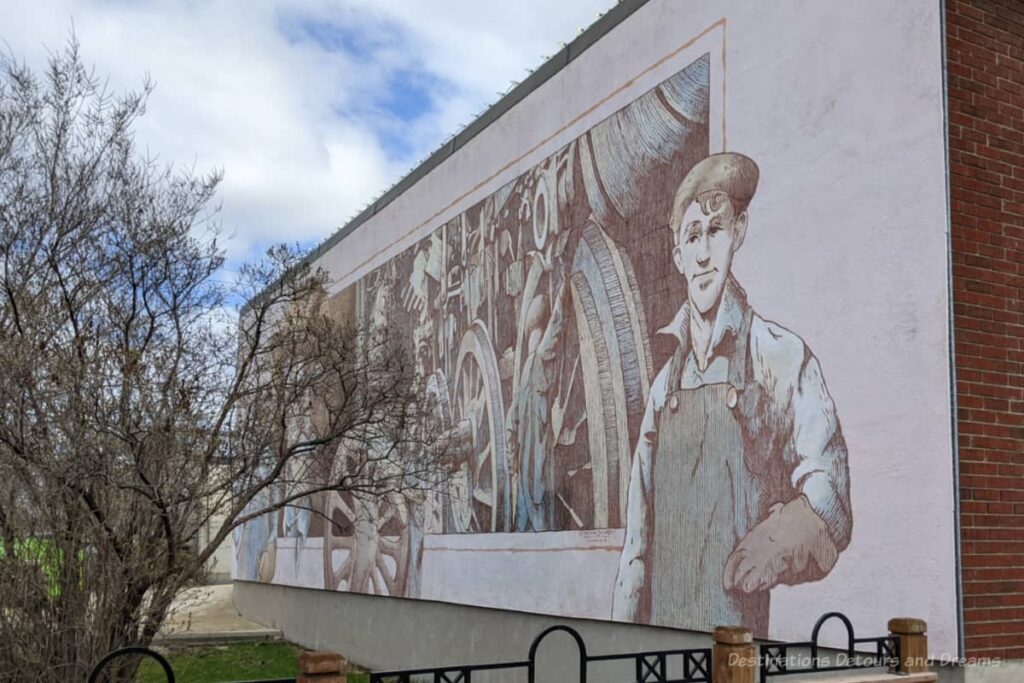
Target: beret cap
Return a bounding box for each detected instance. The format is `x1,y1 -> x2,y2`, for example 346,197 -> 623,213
672,153 -> 759,219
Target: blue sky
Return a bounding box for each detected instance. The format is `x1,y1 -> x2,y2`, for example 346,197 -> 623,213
0,0 -> 617,273
277,11 -> 453,158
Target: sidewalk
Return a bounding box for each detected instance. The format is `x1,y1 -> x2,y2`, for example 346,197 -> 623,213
155,583 -> 283,646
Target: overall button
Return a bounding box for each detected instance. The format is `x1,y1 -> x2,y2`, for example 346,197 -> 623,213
668,395 -> 679,412
726,386 -> 738,409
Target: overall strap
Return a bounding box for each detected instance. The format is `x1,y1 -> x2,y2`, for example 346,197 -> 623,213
727,307 -> 755,389
667,337 -> 689,392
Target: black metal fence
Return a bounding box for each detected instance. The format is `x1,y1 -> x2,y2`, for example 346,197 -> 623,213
367,612 -> 901,683
369,624 -> 712,683
88,611 -> 905,683
758,612 -> 900,682
86,646 -> 295,683
88,647 -> 175,683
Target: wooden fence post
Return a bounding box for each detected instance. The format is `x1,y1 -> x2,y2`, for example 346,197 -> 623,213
888,617 -> 929,674
713,626 -> 756,683
297,650 -> 347,683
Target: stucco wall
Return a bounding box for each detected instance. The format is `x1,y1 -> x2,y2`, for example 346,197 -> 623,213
234,0 -> 958,658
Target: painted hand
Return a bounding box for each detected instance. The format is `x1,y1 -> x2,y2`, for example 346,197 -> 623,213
723,495 -> 839,594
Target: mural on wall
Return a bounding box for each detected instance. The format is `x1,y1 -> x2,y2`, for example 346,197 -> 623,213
610,153 -> 851,635
235,51 -> 852,637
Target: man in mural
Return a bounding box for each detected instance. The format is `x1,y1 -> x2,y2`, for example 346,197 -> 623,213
611,153 -> 852,635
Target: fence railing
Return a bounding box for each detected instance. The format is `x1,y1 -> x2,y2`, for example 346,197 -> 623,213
364,612 -> 929,683
88,612 -> 932,683
87,647 -> 178,683
86,645 -> 296,683
758,612 -> 899,682
369,623 -> 712,683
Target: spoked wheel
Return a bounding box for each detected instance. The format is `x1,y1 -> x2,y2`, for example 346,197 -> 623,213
322,487 -> 420,596
566,219 -> 652,529
421,369 -> 452,535
443,321 -> 511,533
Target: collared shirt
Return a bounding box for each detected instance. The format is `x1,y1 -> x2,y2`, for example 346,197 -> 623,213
611,277 -> 852,622
672,277 -> 748,388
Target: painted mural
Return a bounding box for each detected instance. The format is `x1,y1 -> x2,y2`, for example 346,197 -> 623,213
235,52 -> 853,637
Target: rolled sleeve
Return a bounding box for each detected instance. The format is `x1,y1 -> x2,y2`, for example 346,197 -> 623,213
749,317 -> 852,552
788,351 -> 852,550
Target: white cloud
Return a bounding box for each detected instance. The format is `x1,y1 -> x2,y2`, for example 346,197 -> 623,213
0,0 -> 617,266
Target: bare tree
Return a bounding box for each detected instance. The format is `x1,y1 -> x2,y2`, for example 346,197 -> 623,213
0,39 -> 442,681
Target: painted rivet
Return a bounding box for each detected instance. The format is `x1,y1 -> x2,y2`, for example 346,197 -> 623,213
668,395 -> 679,412
726,386 -> 738,409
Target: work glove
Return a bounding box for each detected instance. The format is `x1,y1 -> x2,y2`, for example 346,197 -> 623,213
723,495 -> 839,594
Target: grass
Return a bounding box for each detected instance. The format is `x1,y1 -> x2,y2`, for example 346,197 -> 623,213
135,642 -> 369,682
0,537 -> 85,597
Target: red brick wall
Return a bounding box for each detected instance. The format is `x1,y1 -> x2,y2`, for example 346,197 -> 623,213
947,0 -> 1024,660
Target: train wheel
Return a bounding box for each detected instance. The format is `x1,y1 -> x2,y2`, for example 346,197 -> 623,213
444,321 -> 511,533
322,487 -> 420,596
568,220 -> 652,528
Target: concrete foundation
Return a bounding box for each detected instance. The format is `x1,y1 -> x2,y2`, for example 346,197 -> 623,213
233,580 -> 998,683
234,579 -> 709,681
960,662 -> 1024,683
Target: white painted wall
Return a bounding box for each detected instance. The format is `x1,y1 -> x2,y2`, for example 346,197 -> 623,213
290,0 -> 955,657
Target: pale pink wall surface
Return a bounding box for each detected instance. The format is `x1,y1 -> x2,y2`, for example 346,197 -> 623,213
283,0 -> 954,656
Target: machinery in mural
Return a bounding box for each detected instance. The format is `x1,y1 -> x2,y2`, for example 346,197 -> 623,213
316,54 -> 713,598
